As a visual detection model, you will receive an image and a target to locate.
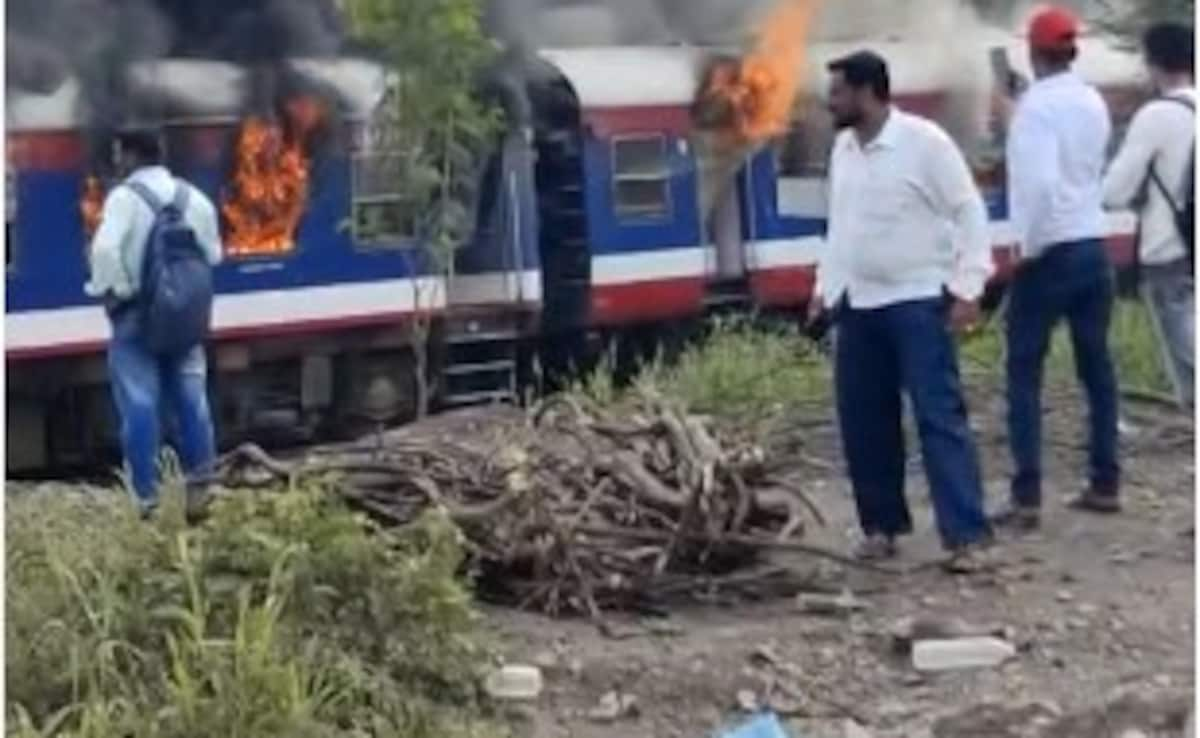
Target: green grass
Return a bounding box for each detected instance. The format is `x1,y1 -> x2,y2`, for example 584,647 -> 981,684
6,481 -> 503,738
596,298 -> 1174,430
961,297 -> 1172,395
564,315 -> 831,432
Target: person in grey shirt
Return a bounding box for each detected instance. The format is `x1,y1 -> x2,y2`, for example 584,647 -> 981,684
86,128 -> 223,521
1103,22 -> 1195,408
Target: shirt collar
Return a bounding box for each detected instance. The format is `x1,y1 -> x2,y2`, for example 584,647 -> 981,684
126,165 -> 170,183
869,108 -> 902,150
1032,69 -> 1078,90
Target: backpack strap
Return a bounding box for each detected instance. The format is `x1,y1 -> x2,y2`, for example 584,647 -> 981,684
126,179 -> 188,215
1158,93 -> 1196,114
1147,94 -> 1196,212
125,180 -> 165,214
171,181 -> 190,214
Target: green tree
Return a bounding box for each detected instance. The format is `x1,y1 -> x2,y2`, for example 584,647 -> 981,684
341,0 -> 502,415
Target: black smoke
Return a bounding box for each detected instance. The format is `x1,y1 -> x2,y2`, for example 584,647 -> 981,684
7,0 -> 350,181
6,0 -> 346,97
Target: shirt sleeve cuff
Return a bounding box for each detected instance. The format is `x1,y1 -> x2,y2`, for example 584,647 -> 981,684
946,272 -> 987,303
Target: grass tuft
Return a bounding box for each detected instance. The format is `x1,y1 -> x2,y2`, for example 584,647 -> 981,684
6,481 -> 502,738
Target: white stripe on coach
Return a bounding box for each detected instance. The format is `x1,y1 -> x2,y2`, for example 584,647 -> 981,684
7,276 -> 447,353
591,213 -> 1138,279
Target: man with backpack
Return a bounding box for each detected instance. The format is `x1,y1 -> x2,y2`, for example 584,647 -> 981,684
85,127 -> 222,521
1103,22 -> 1195,408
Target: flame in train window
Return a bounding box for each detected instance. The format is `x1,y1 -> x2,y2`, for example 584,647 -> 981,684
81,175 -> 106,241
221,97 -> 325,258
695,0 -> 818,147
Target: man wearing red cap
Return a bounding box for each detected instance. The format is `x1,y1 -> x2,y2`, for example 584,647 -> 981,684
999,5 -> 1121,529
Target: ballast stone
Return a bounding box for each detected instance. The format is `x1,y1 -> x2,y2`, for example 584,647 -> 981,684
912,636 -> 1016,672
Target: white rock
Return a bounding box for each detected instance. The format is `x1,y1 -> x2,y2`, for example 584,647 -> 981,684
588,690 -> 638,722
797,590 -> 868,616
484,664 -> 544,701
843,718 -> 874,738
912,637 -> 1016,672
1118,731 -> 1149,738
736,689 -> 759,712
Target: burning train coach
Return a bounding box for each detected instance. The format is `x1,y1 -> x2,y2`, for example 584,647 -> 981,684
6,56 -> 540,470
6,35 -> 1146,470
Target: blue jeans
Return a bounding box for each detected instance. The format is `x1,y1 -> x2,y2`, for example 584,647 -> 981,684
1142,261 -> 1194,407
1006,238 -> 1120,507
108,314 -> 216,511
834,297 -> 991,550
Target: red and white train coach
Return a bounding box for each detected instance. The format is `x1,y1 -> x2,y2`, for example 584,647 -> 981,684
523,33 -> 1146,337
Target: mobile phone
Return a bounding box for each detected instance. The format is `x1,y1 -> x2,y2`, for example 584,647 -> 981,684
989,46 -> 1027,97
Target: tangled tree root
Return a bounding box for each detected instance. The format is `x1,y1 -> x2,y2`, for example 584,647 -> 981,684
210,390 -> 891,616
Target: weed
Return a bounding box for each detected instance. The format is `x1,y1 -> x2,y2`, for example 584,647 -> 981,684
6,483 -> 500,738
960,298 -> 1171,394
637,314 -> 830,429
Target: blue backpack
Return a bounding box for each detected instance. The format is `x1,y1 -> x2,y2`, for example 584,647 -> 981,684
126,181 -> 214,355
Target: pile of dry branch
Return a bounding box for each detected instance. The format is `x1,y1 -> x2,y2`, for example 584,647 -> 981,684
212,392 -> 833,616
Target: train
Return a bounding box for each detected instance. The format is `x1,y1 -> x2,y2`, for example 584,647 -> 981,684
5,33 -> 1148,471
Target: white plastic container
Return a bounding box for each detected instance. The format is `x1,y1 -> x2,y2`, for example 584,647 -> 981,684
912,637 -> 1016,672
484,664 -> 544,701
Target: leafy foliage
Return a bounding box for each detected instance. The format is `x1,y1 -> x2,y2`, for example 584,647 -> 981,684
6,484 -> 500,737
342,0 -> 502,266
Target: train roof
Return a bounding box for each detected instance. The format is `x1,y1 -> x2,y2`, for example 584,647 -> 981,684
6,78 -> 84,132
536,34 -> 1146,110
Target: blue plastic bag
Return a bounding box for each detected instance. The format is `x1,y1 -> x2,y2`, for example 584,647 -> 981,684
716,712 -> 791,738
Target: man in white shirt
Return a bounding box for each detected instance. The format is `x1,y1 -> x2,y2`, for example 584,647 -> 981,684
1000,5 -> 1120,527
1103,22 -> 1194,407
808,51 -> 994,572
87,128 -> 223,521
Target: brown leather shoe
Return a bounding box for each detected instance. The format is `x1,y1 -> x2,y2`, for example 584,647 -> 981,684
853,534 -> 898,561
942,539 -> 995,575
991,504 -> 1041,532
1067,491 -> 1121,514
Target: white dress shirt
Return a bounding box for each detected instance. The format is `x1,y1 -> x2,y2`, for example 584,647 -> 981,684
1103,86 -> 1195,266
85,165 -> 223,300
1006,71 -> 1112,259
815,108 -> 993,310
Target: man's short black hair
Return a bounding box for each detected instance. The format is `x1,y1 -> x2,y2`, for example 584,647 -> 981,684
115,127 -> 164,164
1143,22 -> 1194,75
827,50 -> 891,102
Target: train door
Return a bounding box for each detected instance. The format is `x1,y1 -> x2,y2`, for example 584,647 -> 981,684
696,142 -> 753,304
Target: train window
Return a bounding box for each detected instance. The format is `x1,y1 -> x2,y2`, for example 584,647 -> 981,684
6,167 -> 16,273
774,106 -> 834,219
612,136 -> 671,220
350,118 -> 425,247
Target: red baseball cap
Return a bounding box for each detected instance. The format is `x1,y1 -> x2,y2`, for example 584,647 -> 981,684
1028,5 -> 1079,51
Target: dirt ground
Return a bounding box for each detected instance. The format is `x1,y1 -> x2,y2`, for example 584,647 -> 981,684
488,379 -> 1196,738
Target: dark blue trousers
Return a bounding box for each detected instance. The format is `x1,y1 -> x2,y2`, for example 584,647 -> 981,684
1006,238 -> 1120,507
834,297 -> 991,549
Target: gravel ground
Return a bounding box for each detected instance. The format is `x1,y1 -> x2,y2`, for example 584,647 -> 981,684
488,379 -> 1195,738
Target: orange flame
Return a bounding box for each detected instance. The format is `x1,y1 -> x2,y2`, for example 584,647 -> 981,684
699,0 -> 818,146
221,97 -> 325,257
81,176 -> 106,239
